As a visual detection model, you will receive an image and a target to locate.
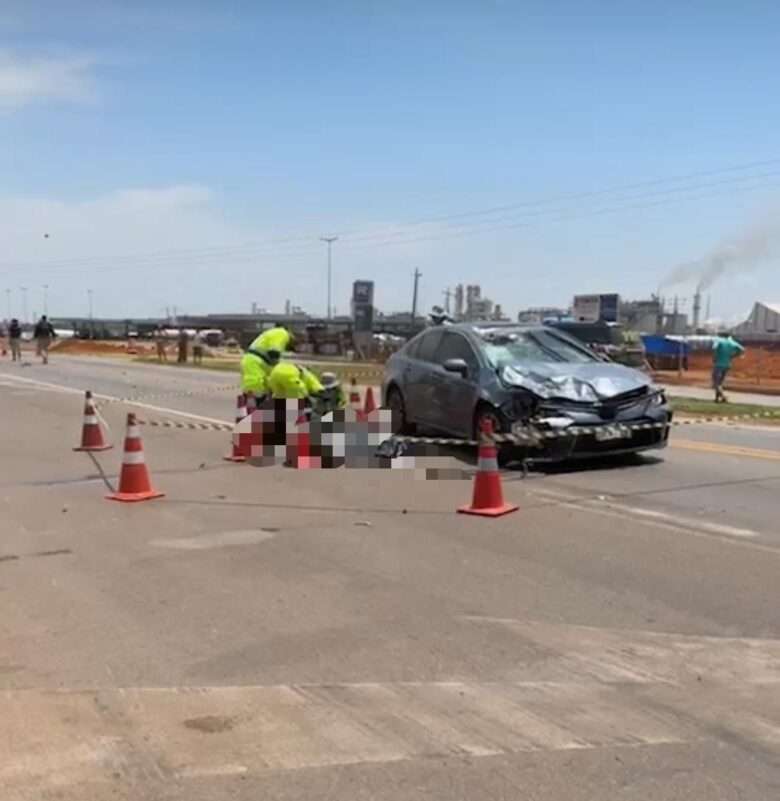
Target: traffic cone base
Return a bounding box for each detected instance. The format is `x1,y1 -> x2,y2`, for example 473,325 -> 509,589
107,488 -> 165,503
458,500 -> 518,517
74,442 -> 112,452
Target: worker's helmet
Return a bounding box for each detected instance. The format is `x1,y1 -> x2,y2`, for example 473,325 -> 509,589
320,371 -> 339,389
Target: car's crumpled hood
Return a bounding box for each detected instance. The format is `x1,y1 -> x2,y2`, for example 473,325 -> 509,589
501,361 -> 652,401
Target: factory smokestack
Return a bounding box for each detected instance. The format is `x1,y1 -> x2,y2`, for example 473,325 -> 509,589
692,288 -> 702,331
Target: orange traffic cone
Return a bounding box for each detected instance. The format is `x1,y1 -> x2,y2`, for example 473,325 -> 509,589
224,393 -> 250,462
349,377 -> 365,421
363,385 -> 377,416
107,413 -> 164,503
458,419 -> 517,517
74,390 -> 112,452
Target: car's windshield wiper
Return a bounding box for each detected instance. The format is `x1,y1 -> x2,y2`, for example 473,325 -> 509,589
523,332 -> 568,362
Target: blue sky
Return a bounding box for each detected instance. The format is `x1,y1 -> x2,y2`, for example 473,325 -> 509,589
2,0 -> 780,322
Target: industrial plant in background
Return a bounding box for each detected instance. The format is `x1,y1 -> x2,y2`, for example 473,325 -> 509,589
448,284 -> 509,322
572,293 -> 620,323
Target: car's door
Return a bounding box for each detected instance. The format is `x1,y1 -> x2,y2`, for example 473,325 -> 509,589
404,328 -> 444,427
430,331 -> 481,437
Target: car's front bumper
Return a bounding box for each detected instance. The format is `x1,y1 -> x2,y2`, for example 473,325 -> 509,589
507,408 -> 672,462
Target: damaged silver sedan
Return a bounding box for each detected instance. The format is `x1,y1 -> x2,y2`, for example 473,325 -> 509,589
382,322 -> 671,464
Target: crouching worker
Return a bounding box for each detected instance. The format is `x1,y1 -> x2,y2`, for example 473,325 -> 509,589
267,362 -> 325,468
267,362 -> 324,404
240,346 -> 281,409
240,325 -> 295,410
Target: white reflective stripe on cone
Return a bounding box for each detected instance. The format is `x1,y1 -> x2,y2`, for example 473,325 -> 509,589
84,415 -> 99,425
126,425 -> 141,438
122,451 -> 146,465
478,456 -> 499,472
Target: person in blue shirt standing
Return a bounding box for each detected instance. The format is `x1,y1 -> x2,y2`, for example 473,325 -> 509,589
712,332 -> 745,403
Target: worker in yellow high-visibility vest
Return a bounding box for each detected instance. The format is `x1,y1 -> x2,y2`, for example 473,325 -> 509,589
267,361 -> 324,401
240,325 -> 294,400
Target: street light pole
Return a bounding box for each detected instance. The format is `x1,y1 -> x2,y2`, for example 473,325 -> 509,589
42,284 -> 48,316
87,289 -> 94,339
5,288 -> 10,321
20,287 -> 28,324
320,236 -> 338,320
411,268 -> 421,322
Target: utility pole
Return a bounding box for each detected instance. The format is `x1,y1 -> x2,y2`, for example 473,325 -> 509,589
42,284 -> 48,316
411,268 -> 422,321
20,287 -> 28,325
320,236 -> 338,320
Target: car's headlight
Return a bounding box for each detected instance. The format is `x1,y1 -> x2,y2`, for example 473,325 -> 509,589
648,390 -> 666,406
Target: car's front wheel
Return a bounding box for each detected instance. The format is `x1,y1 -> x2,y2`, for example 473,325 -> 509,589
386,386 -> 413,435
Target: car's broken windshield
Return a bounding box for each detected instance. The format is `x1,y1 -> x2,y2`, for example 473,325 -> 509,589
482,330 -> 597,366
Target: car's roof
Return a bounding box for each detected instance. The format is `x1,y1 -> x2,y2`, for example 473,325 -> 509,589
552,320 -> 623,328
429,321 -> 542,334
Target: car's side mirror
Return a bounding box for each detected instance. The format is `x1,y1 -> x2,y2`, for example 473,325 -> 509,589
443,358 -> 469,378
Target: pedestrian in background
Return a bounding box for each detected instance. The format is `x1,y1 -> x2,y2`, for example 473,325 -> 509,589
177,329 -> 188,363
33,315 -> 55,365
8,318 -> 22,362
712,331 -> 745,403
192,330 -> 205,365
155,327 -> 168,363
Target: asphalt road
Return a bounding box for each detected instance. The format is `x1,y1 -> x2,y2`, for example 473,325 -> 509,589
1,355 -> 779,800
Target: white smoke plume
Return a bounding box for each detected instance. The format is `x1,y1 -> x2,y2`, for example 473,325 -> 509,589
663,214 -> 780,291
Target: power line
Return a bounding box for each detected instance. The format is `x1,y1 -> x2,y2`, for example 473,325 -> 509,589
6,172 -> 780,280
3,157 -> 780,276
5,158 -> 779,273
335,168 -> 780,246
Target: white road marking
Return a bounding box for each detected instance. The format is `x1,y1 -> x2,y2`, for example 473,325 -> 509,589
598,502 -> 760,539
149,530 -> 276,550
460,618 -> 780,685
175,764 -> 249,778
0,372 -> 231,426
526,486 -> 768,545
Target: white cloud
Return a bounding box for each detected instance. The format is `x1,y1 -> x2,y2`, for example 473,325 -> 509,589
0,185 -> 475,319
0,50 -> 98,109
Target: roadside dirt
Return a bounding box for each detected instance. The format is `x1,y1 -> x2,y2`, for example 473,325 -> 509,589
51,339 -> 155,356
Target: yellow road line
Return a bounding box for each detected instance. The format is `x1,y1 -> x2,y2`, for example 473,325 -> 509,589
671,438 -> 780,461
